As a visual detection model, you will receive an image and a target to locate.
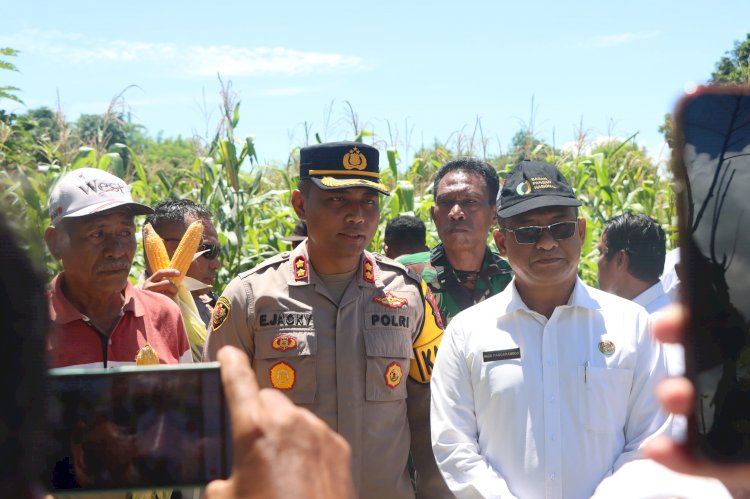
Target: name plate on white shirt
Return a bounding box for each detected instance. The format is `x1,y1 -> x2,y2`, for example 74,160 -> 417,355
483,348 -> 521,362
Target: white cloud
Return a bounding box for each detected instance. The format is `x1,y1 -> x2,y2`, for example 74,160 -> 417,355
573,31 -> 659,49
0,29 -> 366,76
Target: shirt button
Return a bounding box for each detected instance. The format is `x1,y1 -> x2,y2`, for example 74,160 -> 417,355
545,359 -> 552,366
550,473 -> 556,481
550,433 -> 555,441
550,395 -> 556,402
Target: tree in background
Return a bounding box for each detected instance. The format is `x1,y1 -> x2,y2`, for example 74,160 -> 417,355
710,34 -> 750,84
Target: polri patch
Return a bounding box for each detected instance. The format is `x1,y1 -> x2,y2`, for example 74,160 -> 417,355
363,258 -> 375,283
211,296 -> 231,331
483,348 -> 521,362
270,361 -> 296,390
293,255 -> 309,281
373,292 -> 408,309
272,335 -> 298,352
385,361 -> 403,389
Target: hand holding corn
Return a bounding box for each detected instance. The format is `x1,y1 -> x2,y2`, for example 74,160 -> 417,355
144,220 -> 204,286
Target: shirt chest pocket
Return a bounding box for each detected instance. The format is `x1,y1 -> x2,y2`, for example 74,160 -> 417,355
254,330 -> 317,404
578,365 -> 633,434
364,330 -> 413,402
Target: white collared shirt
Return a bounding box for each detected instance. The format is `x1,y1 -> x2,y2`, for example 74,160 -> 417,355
633,282 -> 683,377
431,277 -> 670,499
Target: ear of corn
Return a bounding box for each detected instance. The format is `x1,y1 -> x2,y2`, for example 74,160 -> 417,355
135,343 -> 160,365
144,223 -> 170,274
168,220 -> 204,286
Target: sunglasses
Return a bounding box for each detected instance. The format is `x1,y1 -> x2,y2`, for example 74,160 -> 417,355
163,239 -> 221,260
503,221 -> 578,245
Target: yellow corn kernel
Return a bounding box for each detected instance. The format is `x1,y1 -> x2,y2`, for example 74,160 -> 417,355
143,223 -> 170,273
168,220 -> 203,286
135,343 -> 160,365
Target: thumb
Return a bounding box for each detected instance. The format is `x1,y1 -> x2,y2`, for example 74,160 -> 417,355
205,478 -> 231,499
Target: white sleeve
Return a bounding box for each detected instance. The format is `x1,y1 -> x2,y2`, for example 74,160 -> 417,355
613,312 -> 671,470
430,320 -> 518,499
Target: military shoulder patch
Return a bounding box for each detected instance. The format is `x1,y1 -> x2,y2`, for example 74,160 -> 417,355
211,296 -> 231,331
373,292 -> 408,309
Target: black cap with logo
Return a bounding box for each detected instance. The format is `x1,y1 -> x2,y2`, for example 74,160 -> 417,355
496,160 -> 581,218
299,141 -> 390,195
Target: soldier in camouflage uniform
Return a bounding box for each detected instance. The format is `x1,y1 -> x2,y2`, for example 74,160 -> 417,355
204,142 -> 451,499
399,158 -> 512,325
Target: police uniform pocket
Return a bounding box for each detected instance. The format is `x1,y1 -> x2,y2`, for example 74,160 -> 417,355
254,330 -> 317,404
578,365 -> 633,433
364,331 -> 412,402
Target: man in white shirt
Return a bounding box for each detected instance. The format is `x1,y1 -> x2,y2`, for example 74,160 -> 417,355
596,213 -> 683,376
431,161 -> 670,499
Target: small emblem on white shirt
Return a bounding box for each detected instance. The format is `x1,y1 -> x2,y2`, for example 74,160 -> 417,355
598,339 -> 616,356
483,348 -> 521,362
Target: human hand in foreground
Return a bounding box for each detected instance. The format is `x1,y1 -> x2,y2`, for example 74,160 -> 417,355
644,305 -> 750,493
142,269 -> 180,298
206,346 -> 355,499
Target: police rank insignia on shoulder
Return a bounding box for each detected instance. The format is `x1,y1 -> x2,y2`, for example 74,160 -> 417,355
363,258 -> 375,283
293,255 -> 309,281
373,292 -> 408,309
270,361 -> 296,390
272,335 -> 298,352
385,361 -> 403,389
211,296 -> 231,331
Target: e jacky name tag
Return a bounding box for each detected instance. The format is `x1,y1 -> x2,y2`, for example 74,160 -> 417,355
483,348 -> 521,362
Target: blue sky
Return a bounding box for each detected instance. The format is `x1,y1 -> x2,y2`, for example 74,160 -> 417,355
1,0 -> 746,167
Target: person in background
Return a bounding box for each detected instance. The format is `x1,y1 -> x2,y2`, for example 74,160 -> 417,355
280,220 -> 307,249
141,198 -> 222,327
431,160 -> 670,498
44,168 -> 192,368
597,213 -> 683,375
204,142 -> 451,499
399,158 -> 512,325
383,215 -> 429,260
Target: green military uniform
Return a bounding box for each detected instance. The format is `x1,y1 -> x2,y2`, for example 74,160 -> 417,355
398,243 -> 512,325
204,243 -> 446,498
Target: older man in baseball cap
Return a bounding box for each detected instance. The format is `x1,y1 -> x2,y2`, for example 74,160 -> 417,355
44,168 -> 191,368
431,160 -> 671,498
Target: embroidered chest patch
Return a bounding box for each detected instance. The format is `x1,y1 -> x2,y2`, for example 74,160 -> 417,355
272,335 -> 298,352
372,292 -> 408,309
385,361 -> 403,389
270,361 -> 296,390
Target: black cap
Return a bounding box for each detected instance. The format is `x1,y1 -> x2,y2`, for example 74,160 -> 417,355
496,161 -> 581,218
299,141 -> 390,195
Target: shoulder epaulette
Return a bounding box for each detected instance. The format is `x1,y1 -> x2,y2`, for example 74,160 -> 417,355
240,251 -> 291,278
373,253 -> 422,284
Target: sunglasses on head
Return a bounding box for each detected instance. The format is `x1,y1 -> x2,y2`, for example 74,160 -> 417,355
503,221 -> 578,245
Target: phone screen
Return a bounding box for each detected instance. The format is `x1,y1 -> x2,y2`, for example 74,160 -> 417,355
44,363 -> 231,491
672,85 -> 750,462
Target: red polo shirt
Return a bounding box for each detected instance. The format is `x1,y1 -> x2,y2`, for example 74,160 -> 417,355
47,274 -> 192,369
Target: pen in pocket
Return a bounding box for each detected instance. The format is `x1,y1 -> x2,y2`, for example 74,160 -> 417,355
584,361 -> 589,384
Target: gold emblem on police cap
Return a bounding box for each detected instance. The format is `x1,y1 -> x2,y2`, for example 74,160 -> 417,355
599,339 -> 616,356
343,147 -> 367,170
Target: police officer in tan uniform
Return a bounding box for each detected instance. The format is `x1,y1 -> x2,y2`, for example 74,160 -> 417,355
204,141 -> 451,499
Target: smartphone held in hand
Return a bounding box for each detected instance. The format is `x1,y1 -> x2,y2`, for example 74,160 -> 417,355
43,363 -> 232,492
671,84 -> 750,463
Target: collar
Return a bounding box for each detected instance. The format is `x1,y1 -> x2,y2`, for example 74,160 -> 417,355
48,273 -> 143,324
632,282 -> 668,309
504,276 -> 599,315
286,240 -> 382,289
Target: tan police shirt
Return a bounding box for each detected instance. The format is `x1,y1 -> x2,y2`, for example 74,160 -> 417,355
204,241 -> 450,499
